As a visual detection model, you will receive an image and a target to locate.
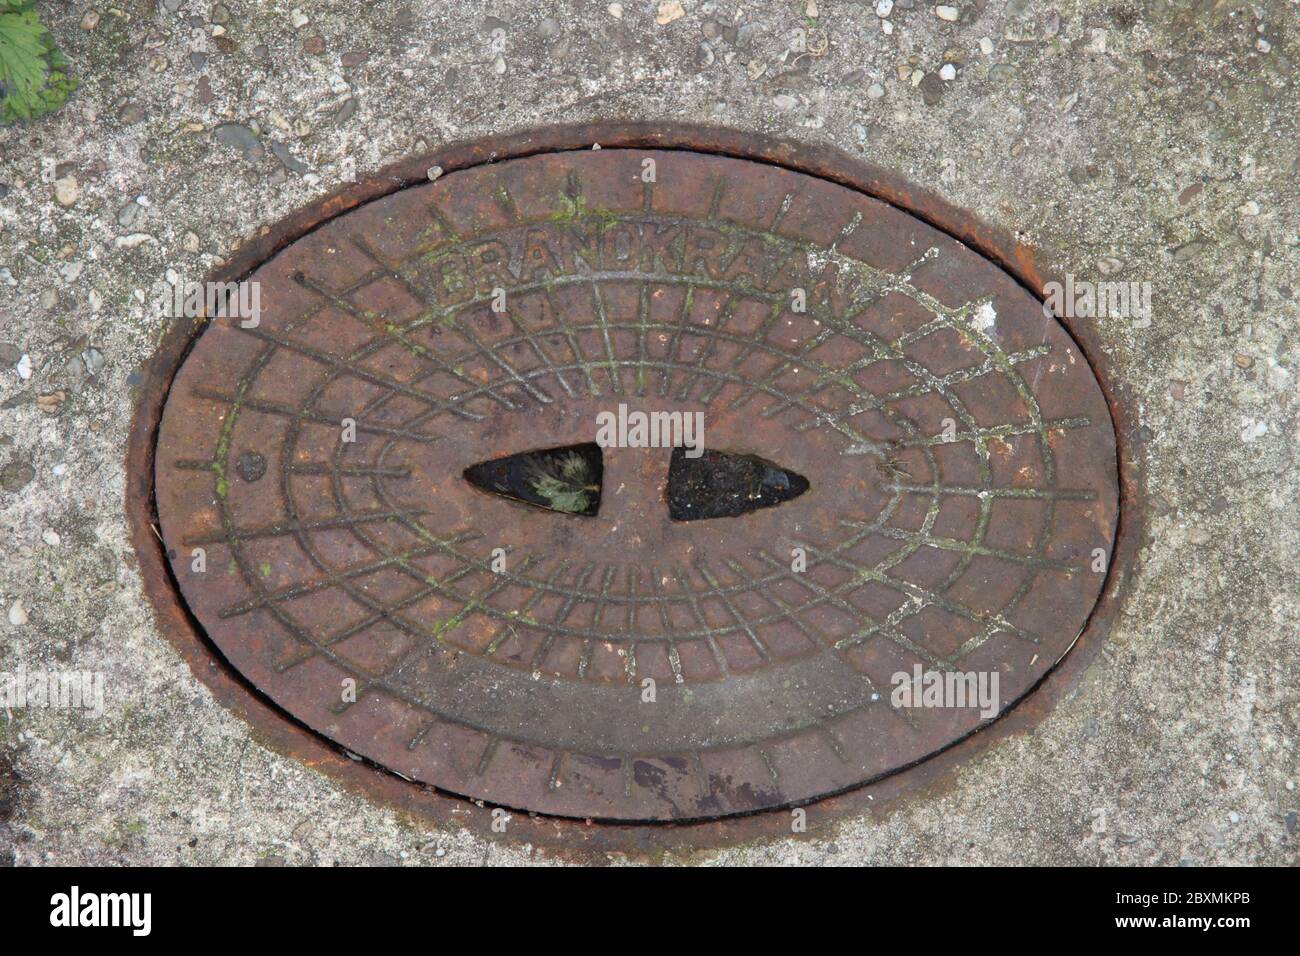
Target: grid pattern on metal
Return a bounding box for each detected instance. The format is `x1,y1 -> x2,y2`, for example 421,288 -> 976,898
155,149 -> 1118,820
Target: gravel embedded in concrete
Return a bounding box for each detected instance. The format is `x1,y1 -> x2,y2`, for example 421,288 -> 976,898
0,0 -> 1296,866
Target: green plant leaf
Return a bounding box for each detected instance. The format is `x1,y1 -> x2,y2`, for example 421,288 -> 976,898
527,453 -> 597,514
0,3 -> 77,123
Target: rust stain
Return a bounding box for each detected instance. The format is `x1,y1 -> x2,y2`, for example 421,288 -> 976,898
126,124 -> 1144,858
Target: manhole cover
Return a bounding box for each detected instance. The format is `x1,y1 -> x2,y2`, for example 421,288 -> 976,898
153,147 -> 1118,822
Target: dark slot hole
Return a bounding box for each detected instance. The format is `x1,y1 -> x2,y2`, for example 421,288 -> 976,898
463,443 -> 603,517
667,447 -> 809,521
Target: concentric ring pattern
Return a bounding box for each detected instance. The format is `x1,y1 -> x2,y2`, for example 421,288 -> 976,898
155,149 -> 1118,820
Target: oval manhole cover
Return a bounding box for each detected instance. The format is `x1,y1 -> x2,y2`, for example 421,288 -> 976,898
153,147 -> 1118,822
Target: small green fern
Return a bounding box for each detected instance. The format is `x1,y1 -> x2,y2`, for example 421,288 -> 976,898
527,452 -> 598,514
0,1 -> 77,123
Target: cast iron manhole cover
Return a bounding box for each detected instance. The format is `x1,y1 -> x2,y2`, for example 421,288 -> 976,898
154,148 -> 1118,822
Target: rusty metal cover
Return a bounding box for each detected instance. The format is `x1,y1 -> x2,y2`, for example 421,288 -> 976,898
154,148 -> 1118,822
